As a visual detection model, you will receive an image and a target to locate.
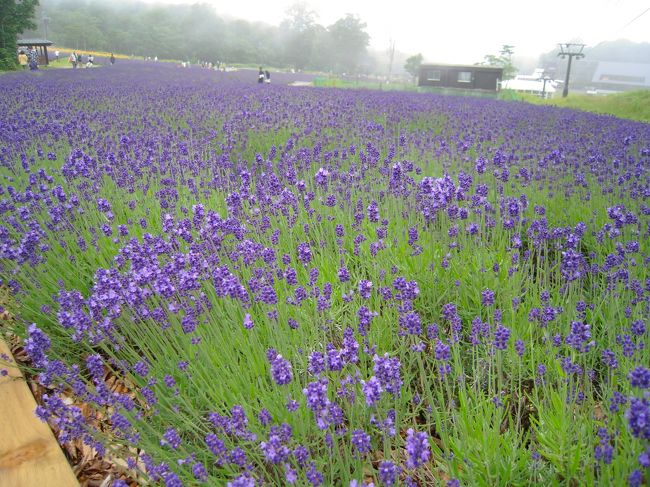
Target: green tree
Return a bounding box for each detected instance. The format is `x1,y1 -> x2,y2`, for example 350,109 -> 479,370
404,53 -> 423,82
0,0 -> 40,70
327,14 -> 369,74
481,44 -> 517,79
280,2 -> 317,70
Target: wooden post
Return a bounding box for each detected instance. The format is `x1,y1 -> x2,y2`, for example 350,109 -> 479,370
0,340 -> 79,487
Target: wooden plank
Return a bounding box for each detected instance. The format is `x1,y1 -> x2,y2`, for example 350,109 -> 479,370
0,339 -> 79,487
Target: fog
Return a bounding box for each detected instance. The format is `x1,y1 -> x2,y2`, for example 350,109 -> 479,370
130,0 -> 650,63
27,0 -> 650,78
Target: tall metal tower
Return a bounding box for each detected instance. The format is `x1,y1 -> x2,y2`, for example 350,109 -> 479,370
557,43 -> 585,97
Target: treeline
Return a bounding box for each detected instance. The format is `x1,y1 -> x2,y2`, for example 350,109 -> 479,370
24,0 -> 376,73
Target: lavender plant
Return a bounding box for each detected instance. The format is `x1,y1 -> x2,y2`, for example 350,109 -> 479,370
0,62 -> 648,486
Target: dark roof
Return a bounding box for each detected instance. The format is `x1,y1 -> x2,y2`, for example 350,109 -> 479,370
17,39 -> 53,46
421,63 -> 503,72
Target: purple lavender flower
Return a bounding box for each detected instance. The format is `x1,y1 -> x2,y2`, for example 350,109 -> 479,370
361,376 -> 383,406
327,346 -> 344,371
308,351 -> 326,376
133,360 -> 149,377
285,464 -> 297,484
260,431 -> 291,464
25,324 -> 51,367
230,447 -> 248,467
164,472 -> 183,487
303,377 -> 329,414
434,339 -> 450,361
378,460 -> 400,486
161,427 -> 181,449
314,167 -> 329,186
297,242 -> 312,265
306,462 -> 324,486
493,325 -> 511,350
400,311 -> 422,335
626,397 -> 650,439
85,354 -> 104,380
350,429 -> 372,455
628,470 -> 643,487
367,200 -> 379,222
243,314 -> 254,330
481,288 -> 495,306
227,474 -> 255,487
294,445 -> 310,467
192,462 -> 208,482
268,351 -> 293,385
357,306 -> 376,336
373,353 -> 402,395
259,285 -> 278,305
342,328 -> 359,364
628,366 -> 650,389
405,428 -> 430,468
259,408 -> 272,426
338,266 -> 350,283
630,320 -> 645,336
515,339 -> 525,357
565,321 -> 594,353
638,448 -> 650,468
358,280 -> 372,299
181,314 -> 198,334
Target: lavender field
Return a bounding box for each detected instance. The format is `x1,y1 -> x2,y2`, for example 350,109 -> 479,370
1,63 -> 649,486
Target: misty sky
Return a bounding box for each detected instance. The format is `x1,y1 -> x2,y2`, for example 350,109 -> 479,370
140,0 -> 650,63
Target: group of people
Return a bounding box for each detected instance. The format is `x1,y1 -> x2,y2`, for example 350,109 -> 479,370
258,67 -> 271,84
68,52 -> 95,68
17,48 -> 118,70
67,52 -> 115,68
17,47 -> 39,70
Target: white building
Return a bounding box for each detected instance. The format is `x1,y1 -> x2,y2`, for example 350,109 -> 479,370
590,61 -> 650,93
501,70 -> 557,98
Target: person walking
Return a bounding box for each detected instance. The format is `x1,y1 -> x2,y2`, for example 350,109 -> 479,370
258,66 -> 265,84
69,52 -> 77,69
27,46 -> 38,70
54,50 -> 60,61
18,51 -> 28,69
265,70 -> 271,84
110,53 -> 115,65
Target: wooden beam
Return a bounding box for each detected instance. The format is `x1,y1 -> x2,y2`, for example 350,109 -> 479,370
0,339 -> 79,487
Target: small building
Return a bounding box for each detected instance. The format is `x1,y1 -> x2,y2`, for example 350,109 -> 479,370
16,39 -> 53,66
501,71 -> 557,98
591,61 -> 650,92
418,64 -> 503,92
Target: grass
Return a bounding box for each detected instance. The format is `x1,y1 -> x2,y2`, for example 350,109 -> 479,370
0,66 -> 648,486
515,89 -> 650,123
314,76 -> 419,91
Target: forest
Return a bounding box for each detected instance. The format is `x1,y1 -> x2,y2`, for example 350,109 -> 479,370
23,0 -> 376,73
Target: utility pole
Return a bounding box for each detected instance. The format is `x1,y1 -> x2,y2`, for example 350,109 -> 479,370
557,43 -> 585,97
42,12 -> 50,40
541,76 -> 551,99
387,39 -> 396,84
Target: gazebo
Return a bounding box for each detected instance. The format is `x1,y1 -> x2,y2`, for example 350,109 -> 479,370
17,39 -> 53,66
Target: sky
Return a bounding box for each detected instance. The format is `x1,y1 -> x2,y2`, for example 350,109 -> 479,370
140,0 -> 650,63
